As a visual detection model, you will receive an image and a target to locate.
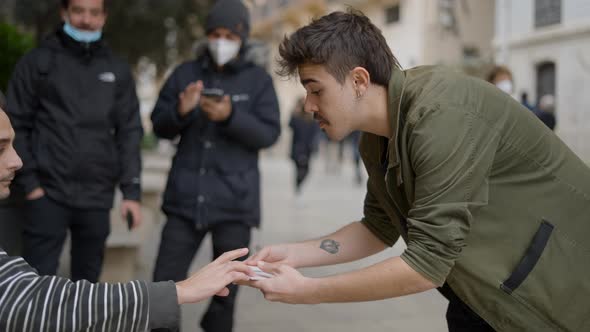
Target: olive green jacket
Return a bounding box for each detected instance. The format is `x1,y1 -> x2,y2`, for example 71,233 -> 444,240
360,66 -> 590,331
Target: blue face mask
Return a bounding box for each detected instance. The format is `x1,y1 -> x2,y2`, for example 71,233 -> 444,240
63,21 -> 102,43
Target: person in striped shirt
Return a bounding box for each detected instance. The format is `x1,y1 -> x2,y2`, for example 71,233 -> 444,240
0,108 -> 254,331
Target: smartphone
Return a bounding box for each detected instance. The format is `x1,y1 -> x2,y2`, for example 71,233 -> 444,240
201,88 -> 225,101
126,211 -> 133,231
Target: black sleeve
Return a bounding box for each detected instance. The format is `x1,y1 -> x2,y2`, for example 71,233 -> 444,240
115,64 -> 143,201
219,73 -> 281,150
150,67 -> 197,140
4,51 -> 42,195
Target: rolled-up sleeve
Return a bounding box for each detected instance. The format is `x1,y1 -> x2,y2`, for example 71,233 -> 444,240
400,104 -> 498,286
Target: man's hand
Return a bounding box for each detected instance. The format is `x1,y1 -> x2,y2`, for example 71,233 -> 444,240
246,262 -> 317,304
120,200 -> 142,229
245,244 -> 297,268
175,248 -> 253,304
200,95 -> 232,122
26,187 -> 45,200
178,81 -> 204,117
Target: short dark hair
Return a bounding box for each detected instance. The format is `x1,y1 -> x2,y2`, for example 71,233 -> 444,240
278,9 -> 400,87
61,0 -> 108,12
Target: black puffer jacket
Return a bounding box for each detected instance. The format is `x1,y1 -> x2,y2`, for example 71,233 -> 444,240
6,28 -> 143,209
151,45 -> 281,227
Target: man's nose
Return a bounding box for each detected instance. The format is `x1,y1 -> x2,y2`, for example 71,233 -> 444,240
9,147 -> 23,171
303,98 -> 316,114
81,12 -> 92,28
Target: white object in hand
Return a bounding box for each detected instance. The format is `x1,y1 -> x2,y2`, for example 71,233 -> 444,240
249,266 -> 273,280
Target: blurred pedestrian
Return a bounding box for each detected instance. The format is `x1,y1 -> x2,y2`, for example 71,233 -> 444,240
289,97 -> 320,194
4,0 -> 143,282
520,91 -> 536,111
535,94 -> 557,130
487,65 -> 514,96
150,0 -> 281,331
244,10 -> 590,332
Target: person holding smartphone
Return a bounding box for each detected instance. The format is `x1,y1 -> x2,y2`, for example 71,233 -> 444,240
150,0 -> 281,331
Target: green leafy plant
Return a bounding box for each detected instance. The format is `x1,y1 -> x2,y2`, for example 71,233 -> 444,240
0,23 -> 34,91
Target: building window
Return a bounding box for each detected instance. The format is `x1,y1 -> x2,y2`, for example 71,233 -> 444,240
463,46 -> 479,60
385,4 -> 401,24
535,0 -> 561,28
536,62 -> 556,103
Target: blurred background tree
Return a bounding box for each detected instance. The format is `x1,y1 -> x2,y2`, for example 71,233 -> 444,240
5,0 -> 215,77
0,23 -> 34,91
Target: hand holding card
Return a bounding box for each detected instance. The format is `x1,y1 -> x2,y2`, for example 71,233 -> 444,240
249,266 -> 273,280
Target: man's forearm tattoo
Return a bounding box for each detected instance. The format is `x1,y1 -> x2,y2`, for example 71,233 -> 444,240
320,239 -> 340,254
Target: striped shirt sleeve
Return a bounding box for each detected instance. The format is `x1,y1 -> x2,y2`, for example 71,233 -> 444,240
0,248 -> 171,332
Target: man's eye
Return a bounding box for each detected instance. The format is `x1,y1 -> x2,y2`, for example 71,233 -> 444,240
311,90 -> 321,96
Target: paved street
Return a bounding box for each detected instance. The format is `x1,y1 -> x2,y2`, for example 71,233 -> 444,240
138,152 -> 448,332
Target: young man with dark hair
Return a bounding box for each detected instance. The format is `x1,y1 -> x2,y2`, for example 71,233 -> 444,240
245,10 -> 590,331
5,0 -> 142,283
0,107 -> 255,332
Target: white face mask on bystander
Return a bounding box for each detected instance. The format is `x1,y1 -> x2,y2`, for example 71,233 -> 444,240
495,80 -> 513,95
208,38 -> 241,66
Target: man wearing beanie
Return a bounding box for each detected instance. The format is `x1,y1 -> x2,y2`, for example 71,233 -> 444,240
151,0 -> 281,331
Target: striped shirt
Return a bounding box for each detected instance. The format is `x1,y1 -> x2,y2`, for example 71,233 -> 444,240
0,249 -> 178,331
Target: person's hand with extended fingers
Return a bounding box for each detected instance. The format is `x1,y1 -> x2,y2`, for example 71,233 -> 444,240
200,94 -> 233,122
175,248 -> 255,305
247,261 -> 317,304
245,243 -> 297,268
177,80 -> 204,117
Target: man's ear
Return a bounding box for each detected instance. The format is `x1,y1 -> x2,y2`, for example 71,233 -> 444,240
351,67 -> 370,97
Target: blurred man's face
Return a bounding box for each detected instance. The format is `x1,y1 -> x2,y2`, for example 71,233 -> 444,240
61,0 -> 107,32
207,27 -> 241,42
299,64 -> 358,141
0,111 -> 23,199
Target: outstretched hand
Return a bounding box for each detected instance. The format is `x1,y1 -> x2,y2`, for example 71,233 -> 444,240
175,248 -> 254,304
242,262 -> 316,305
245,244 -> 296,267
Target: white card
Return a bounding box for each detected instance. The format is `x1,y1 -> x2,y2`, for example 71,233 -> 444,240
249,266 -> 273,280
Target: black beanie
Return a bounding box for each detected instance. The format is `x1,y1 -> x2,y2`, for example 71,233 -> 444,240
205,0 -> 250,41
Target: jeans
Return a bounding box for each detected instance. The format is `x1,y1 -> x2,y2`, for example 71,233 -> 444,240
153,215 -> 251,332
22,195 -> 110,282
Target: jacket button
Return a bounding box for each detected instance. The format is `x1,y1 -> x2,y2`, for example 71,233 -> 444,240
197,195 -> 205,203
199,168 -> 206,175
204,141 -> 212,149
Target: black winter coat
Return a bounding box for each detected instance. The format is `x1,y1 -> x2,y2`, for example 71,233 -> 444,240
151,47 -> 280,227
5,28 -> 143,209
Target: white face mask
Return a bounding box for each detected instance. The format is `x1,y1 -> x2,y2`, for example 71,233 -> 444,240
495,80 -> 513,94
208,38 -> 241,66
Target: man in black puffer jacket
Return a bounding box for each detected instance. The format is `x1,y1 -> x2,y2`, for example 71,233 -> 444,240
150,0 -> 281,330
4,0 -> 143,283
